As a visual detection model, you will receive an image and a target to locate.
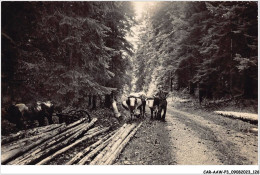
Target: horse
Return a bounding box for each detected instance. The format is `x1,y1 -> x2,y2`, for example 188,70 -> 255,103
146,97 -> 160,120
147,90 -> 169,121
122,94 -> 146,120
5,103 -> 29,129
5,101 -> 56,129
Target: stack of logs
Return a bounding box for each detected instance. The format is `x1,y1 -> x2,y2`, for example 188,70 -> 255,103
1,117 -> 142,165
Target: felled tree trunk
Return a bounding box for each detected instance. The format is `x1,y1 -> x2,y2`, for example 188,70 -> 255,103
98,124 -> 136,165
2,123 -> 66,154
7,118 -> 92,165
89,124 -> 127,165
2,124 -> 66,164
77,130 -> 117,165
104,122 -> 143,165
66,130 -> 116,165
1,123 -> 63,145
36,126 -> 109,165
17,119 -> 97,165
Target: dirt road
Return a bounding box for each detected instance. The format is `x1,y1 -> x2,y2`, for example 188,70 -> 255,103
114,99 -> 258,165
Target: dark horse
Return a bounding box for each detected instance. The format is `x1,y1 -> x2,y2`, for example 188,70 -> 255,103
147,91 -> 168,121
122,95 -> 146,120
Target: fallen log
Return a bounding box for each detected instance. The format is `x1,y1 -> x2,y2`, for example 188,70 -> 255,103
214,111 -> 258,123
77,130 -> 118,165
1,123 -> 63,145
36,126 -> 110,165
1,124 -> 67,164
13,122 -> 88,165
99,123 -> 137,165
8,119 -> 95,165
17,118 -> 97,165
83,126 -> 102,136
104,122 -> 143,165
66,130 -> 116,165
2,123 -> 66,153
8,121 -> 87,165
249,128 -> 258,134
89,124 -> 130,165
66,117 -> 88,129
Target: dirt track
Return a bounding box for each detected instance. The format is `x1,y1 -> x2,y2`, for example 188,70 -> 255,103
114,99 -> 258,165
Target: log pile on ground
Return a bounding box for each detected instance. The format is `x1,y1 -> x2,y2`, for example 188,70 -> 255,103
66,122 -> 143,165
214,111 -> 258,123
2,115 -> 143,165
1,117 -> 112,165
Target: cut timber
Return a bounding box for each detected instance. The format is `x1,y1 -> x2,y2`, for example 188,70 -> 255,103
83,126 -> 102,136
2,123 -> 66,154
99,123 -> 137,165
112,99 -> 121,118
66,117 -> 88,129
17,118 -> 97,165
36,126 -> 110,165
66,130 -> 117,165
104,122 -> 143,165
1,123 -> 63,145
8,118 -> 96,165
89,124 -> 128,165
8,120 -> 88,165
77,130 -> 118,165
1,124 -> 66,164
249,128 -> 258,134
214,111 -> 258,123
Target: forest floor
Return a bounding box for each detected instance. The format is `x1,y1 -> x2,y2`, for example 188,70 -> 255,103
114,95 -> 258,165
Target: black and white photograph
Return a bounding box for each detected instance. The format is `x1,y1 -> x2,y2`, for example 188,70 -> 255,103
1,1 -> 258,174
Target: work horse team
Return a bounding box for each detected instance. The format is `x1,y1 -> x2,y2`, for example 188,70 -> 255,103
122,85 -> 169,121
4,85 -> 169,131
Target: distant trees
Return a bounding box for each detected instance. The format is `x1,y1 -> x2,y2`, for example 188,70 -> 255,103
134,2 -> 257,100
2,2 -> 135,108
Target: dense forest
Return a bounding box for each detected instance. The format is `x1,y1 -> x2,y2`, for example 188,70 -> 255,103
1,1 -> 258,110
134,2 -> 258,101
2,1 -> 135,109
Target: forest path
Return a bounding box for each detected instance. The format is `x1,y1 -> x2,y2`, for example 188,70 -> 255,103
114,98 -> 258,165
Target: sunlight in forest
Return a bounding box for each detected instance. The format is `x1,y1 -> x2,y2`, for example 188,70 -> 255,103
126,2 -> 158,51
133,1 -> 157,20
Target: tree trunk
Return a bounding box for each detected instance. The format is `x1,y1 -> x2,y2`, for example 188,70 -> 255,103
89,124 -> 127,165
2,124 -> 66,154
2,125 -> 66,164
189,81 -> 195,95
77,130 -> 117,165
88,95 -> 92,107
17,118 -> 97,165
105,94 -> 111,108
170,71 -> 173,92
104,122 -> 143,165
1,123 -> 63,145
98,124 -> 136,165
7,118 -> 89,165
66,130 -> 117,165
66,117 -> 88,130
92,95 -> 97,109
98,95 -> 103,108
36,126 -> 109,165
243,70 -> 253,98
